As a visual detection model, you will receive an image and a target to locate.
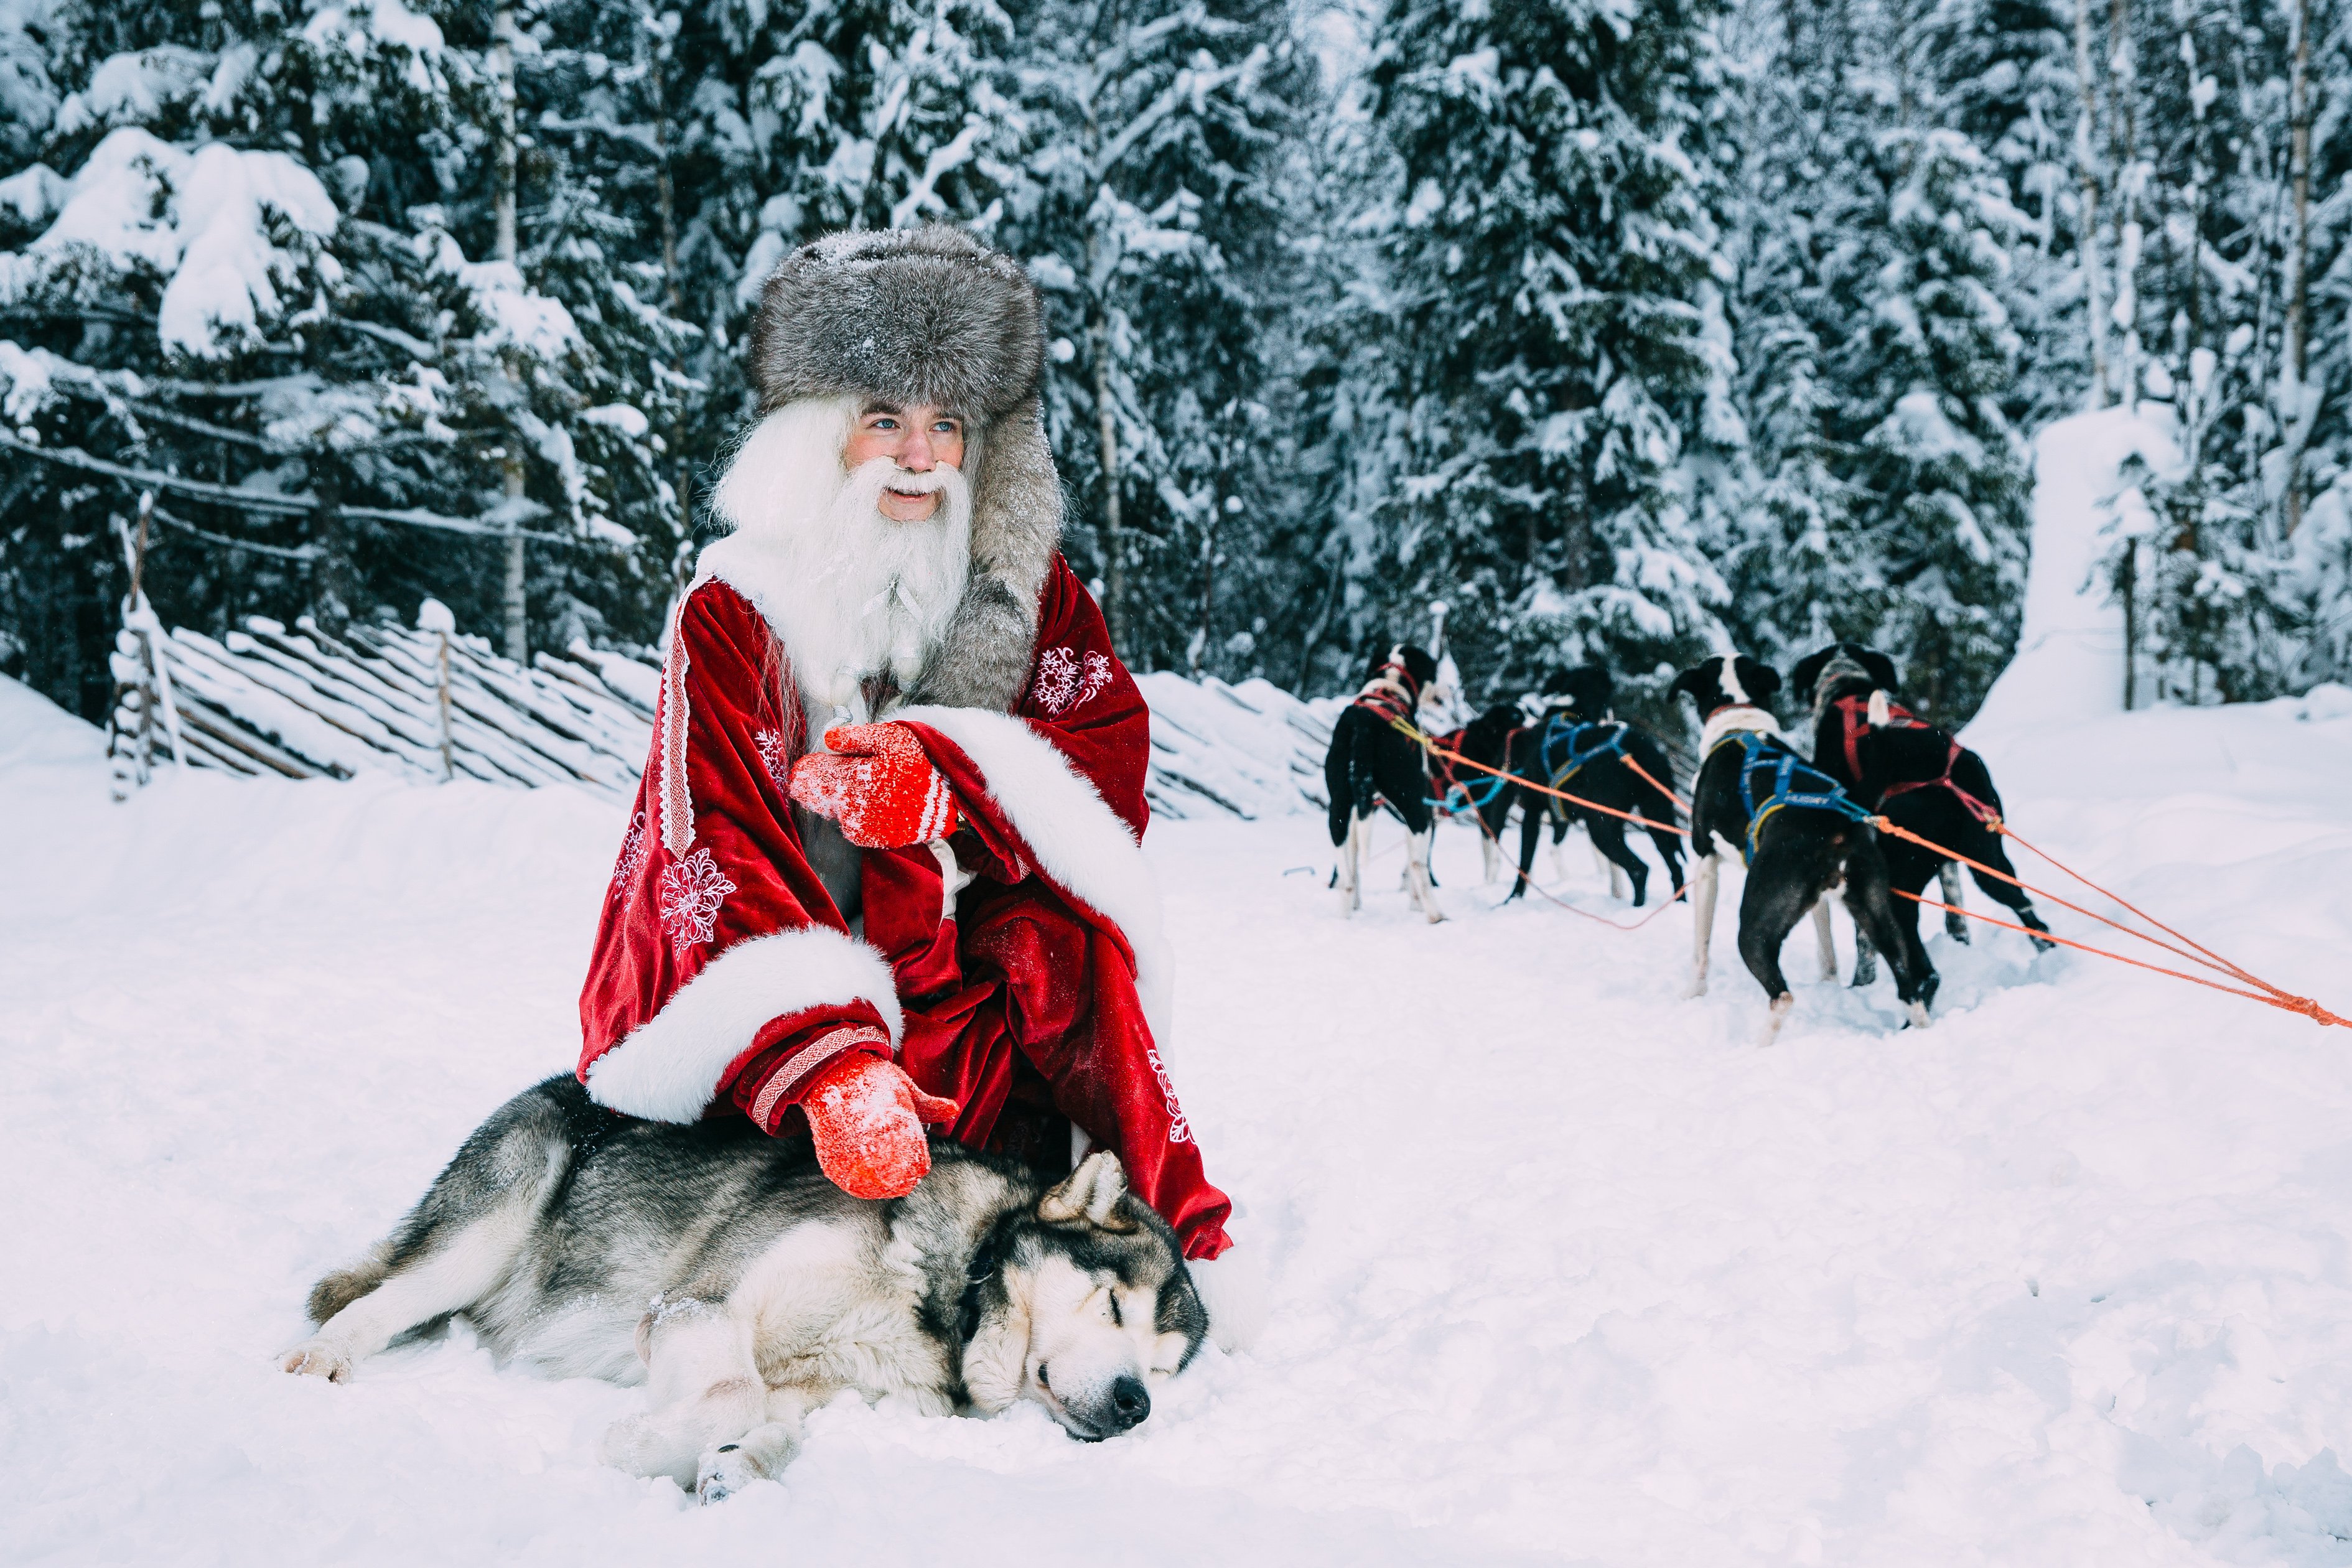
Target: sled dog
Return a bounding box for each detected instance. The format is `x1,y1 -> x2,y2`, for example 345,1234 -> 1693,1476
1788,640 -> 2057,982
1670,654 -> 1937,1043
1325,642 -> 1445,922
281,1075 -> 1210,1500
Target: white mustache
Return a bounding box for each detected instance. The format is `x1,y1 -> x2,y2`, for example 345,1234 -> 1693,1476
877,466 -> 953,493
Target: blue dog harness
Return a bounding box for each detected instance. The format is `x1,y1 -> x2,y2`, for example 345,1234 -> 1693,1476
1426,727 -> 1519,816
1724,732 -> 1877,862
1537,714 -> 1629,794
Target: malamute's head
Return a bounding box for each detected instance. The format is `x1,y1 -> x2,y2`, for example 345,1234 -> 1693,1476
1790,642 -> 1900,716
959,1151 -> 1209,1440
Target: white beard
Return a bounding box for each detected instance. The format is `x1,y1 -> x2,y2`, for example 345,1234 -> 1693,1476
703,398 -> 973,720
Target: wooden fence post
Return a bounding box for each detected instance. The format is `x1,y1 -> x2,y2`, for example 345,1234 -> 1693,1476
106,492 -> 186,801
419,598 -> 457,781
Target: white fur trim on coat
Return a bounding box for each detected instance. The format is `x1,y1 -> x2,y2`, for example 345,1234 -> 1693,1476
892,704 -> 1173,1043
586,925 -> 905,1123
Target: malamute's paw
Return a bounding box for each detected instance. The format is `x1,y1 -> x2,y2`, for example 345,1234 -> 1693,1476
696,1444 -> 753,1505
693,1421 -> 800,1503
280,1340 -> 350,1381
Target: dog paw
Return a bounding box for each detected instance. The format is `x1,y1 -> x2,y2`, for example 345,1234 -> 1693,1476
279,1340 -> 350,1382
696,1444 -> 757,1505
1905,1000 -> 1932,1029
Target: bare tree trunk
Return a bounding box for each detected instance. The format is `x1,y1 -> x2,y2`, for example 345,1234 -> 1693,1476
652,31 -> 696,584
2108,0 -> 2140,408
1091,330 -> 1125,646
2074,0 -> 2112,407
1080,74 -> 1125,649
493,5 -> 528,663
2119,542 -> 2138,709
493,6 -> 518,264
313,463 -> 350,637
2282,0 -> 2312,535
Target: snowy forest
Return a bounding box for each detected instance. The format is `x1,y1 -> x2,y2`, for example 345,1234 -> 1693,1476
2,0 -> 2348,729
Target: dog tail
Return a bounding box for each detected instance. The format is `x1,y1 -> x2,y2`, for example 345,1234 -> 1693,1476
306,1239 -> 394,1325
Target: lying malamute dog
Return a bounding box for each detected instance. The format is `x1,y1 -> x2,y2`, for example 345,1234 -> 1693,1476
281,1075 -> 1210,1500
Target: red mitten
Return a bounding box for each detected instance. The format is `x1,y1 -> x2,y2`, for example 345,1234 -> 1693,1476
788,721 -> 961,849
802,1053 -> 961,1200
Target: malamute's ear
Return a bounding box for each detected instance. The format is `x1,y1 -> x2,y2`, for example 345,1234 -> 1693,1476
1040,1150 -> 1134,1230
1860,647 -> 1900,693
1666,663 -> 1710,706
1788,646 -> 1834,705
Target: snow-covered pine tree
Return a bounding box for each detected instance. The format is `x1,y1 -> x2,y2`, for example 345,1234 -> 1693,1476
1276,7 -> 1417,693
1820,126 -> 2034,720
1917,0 -> 2084,430
1706,0 -> 1864,677
0,0 -> 688,717
663,0 -> 1023,508
2086,0 -> 2350,702
1354,0 -> 1733,711
994,0 -> 1316,676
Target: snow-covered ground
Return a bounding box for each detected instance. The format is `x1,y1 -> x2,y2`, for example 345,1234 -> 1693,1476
7,670 -> 2352,1566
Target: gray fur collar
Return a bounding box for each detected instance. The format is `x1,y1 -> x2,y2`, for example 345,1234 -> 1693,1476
901,403 -> 1062,711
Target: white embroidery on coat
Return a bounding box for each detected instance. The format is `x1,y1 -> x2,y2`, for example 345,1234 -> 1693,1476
658,602 -> 694,858
754,729 -> 791,791
1032,646 -> 1113,716
610,810 -> 648,900
1146,1047 -> 1192,1144
656,847 -> 735,954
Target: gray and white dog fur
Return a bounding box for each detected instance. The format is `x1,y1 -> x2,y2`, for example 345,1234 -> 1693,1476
281,1076 -> 1209,1501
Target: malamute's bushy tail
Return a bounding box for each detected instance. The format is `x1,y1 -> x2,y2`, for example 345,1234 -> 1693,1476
306,1241 -> 393,1325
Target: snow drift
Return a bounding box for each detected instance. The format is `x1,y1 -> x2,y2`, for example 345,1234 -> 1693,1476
8,662 -> 2352,1564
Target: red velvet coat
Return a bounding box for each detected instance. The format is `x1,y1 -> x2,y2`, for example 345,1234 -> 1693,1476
578,554 -> 1229,1258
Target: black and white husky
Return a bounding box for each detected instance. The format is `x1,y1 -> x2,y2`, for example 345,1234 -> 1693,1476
1669,655 -> 1938,1043
281,1076 -> 1211,1501
1324,643 -> 1445,922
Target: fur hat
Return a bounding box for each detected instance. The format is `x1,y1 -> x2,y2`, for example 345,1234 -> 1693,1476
747,226 -> 1065,712
749,227 -> 1044,421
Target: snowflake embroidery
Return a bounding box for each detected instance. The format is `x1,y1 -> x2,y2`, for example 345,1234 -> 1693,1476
1146,1047 -> 1191,1144
609,810 -> 649,901
1032,646 -> 1114,716
656,847 -> 736,954
754,729 -> 791,791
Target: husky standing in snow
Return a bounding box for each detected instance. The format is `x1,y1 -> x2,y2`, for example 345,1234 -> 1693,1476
1790,641 -> 2058,984
1325,642 -> 1447,922
282,1076 -> 1211,1501
1671,654 -> 1938,1042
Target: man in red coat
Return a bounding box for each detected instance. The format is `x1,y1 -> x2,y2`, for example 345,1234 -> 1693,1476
576,228 -> 1253,1335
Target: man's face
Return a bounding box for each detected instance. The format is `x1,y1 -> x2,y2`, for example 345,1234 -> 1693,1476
844,401 -> 967,522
